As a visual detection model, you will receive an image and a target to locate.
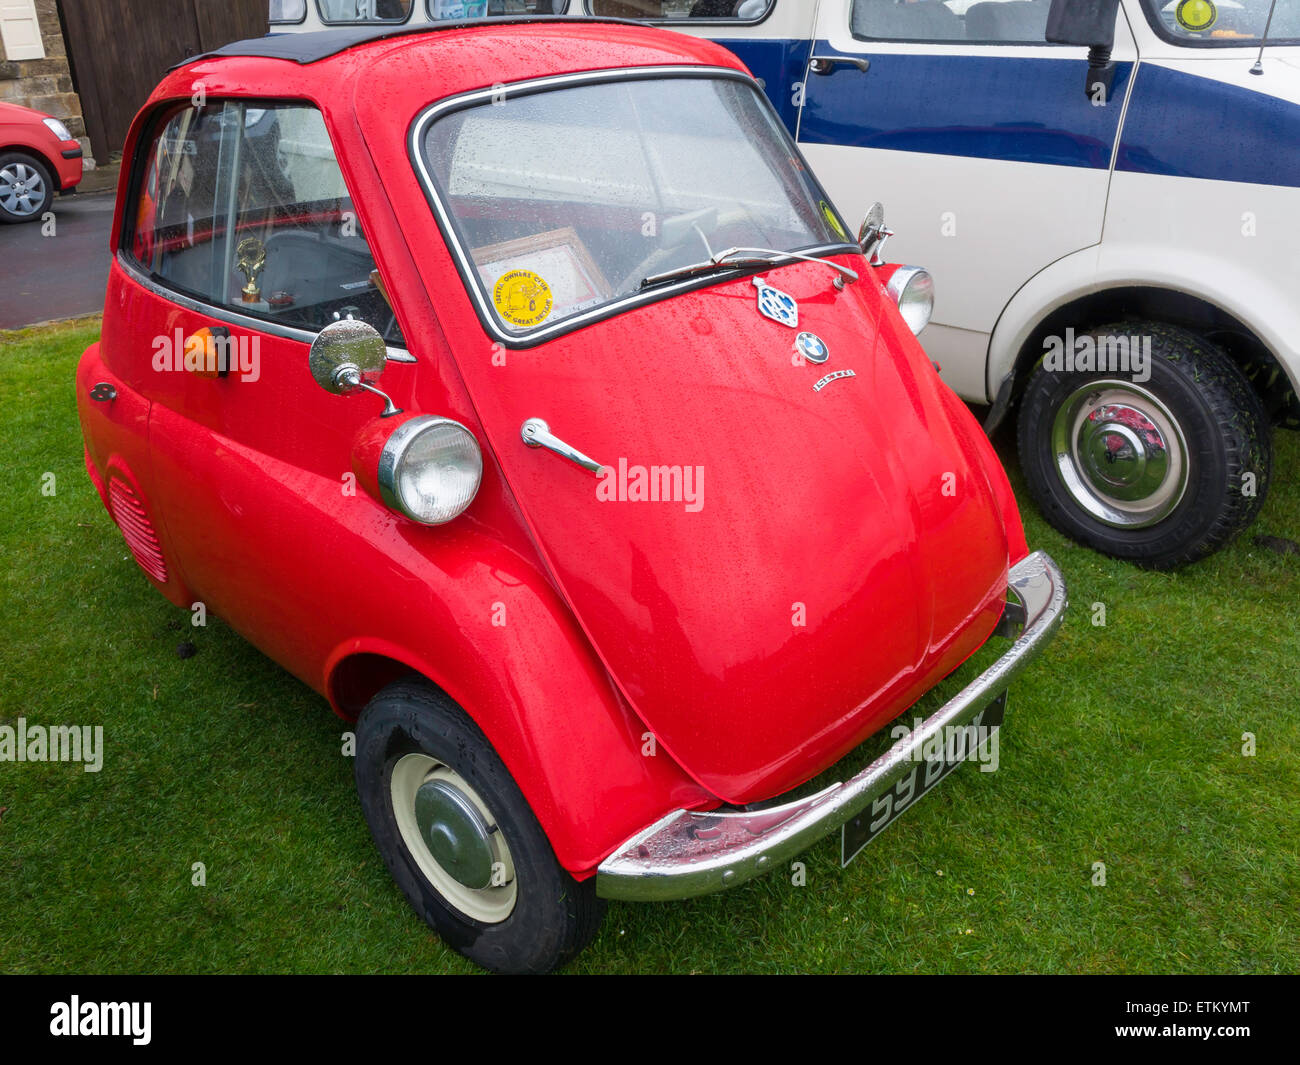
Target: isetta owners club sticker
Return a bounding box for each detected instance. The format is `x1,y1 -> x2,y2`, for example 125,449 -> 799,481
493,269 -> 554,329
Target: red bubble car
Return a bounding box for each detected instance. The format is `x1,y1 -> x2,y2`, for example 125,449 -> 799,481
77,16 -> 1065,973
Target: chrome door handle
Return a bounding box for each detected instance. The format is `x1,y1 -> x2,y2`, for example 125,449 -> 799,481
809,55 -> 870,76
521,418 -> 606,476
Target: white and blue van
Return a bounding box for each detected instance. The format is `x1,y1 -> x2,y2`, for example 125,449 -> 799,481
271,1 -> 1298,567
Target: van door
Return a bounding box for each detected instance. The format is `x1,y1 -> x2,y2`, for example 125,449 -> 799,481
798,0 -> 1137,400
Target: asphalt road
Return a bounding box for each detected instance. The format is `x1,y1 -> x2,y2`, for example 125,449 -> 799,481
0,189 -> 115,330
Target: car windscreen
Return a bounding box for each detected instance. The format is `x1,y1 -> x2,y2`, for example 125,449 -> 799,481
413,72 -> 855,340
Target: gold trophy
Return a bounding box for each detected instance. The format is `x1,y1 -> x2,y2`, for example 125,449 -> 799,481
235,237 -> 267,303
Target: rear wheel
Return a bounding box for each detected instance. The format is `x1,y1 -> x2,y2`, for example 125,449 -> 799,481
0,152 -> 54,223
354,678 -> 605,973
1017,322 -> 1271,568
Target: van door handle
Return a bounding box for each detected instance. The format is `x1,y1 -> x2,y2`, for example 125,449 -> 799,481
809,55 -> 870,76
521,418 -> 606,476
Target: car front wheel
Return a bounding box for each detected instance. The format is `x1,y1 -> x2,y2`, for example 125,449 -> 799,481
354,678 -> 605,973
0,152 -> 54,224
1017,322 -> 1271,569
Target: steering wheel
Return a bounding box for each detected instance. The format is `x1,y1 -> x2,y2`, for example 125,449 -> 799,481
618,207 -> 755,293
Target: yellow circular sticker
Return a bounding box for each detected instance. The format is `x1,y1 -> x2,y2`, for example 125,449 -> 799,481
1175,0 -> 1217,31
493,269 -> 553,328
821,200 -> 848,241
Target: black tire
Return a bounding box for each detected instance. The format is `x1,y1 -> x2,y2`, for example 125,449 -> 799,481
354,678 -> 605,973
0,151 -> 55,224
1017,322 -> 1271,569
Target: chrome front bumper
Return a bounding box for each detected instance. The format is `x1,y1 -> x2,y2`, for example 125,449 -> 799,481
595,550 -> 1067,902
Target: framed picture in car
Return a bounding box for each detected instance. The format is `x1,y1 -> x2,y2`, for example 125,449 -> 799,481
471,227 -> 612,324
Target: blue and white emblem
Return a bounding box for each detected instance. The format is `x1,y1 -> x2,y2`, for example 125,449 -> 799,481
795,332 -> 829,364
752,276 -> 798,328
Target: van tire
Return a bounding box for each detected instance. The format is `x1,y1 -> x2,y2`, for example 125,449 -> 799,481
1017,322 -> 1271,568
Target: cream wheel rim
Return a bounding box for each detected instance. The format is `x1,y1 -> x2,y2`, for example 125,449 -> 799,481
390,753 -> 517,924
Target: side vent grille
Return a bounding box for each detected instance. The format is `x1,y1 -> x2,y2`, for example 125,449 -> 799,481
108,476 -> 168,584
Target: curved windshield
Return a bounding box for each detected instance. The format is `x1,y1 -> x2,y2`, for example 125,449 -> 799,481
1140,0 -> 1299,45
415,73 -> 855,340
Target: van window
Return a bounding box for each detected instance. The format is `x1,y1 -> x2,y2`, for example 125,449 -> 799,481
850,0 -> 1052,44
1138,0 -> 1299,45
587,1 -> 772,20
270,0 -> 308,21
429,0 -> 568,15
317,0 -> 412,23
126,102 -> 402,344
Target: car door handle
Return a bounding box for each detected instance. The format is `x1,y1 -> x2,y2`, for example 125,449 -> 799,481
521,418 -> 606,476
809,55 -> 870,76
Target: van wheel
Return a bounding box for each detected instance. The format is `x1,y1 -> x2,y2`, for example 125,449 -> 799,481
1016,322 -> 1271,569
354,679 -> 605,973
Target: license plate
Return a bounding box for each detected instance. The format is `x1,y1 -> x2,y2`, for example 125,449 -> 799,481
840,693 -> 1006,867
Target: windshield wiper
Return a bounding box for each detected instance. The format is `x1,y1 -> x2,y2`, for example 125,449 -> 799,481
641,246 -> 859,291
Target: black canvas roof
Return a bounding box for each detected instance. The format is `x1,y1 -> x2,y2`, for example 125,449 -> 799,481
175,16 -> 632,69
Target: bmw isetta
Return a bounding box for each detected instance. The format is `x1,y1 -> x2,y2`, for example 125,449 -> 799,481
77,17 -> 1065,972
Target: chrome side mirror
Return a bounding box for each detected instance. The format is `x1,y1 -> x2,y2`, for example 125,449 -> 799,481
308,319 -> 402,417
858,201 -> 893,266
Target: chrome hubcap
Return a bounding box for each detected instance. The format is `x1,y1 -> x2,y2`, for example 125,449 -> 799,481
0,163 -> 46,217
390,753 -> 517,923
1051,380 -> 1189,528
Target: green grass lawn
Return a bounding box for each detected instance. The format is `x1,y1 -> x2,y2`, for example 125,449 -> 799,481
2,318 -> 1297,974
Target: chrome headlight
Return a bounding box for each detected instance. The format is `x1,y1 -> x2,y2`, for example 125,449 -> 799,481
885,267 -> 935,336
43,117 -> 73,142
377,416 -> 482,525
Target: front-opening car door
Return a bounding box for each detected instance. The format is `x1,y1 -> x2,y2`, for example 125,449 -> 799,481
798,0 -> 1138,400
120,99 -> 416,682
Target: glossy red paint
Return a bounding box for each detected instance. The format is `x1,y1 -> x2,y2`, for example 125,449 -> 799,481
79,22 -> 1029,876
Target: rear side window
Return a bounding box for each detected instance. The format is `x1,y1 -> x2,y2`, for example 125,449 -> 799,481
850,0 -> 1052,43
126,101 -> 402,344
587,1 -> 773,20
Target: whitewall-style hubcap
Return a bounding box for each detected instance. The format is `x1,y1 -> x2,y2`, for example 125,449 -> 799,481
390,753 -> 517,923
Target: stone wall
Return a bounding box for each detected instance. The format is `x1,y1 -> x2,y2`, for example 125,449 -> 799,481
0,0 -> 96,167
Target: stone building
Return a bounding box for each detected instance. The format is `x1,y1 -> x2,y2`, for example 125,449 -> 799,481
0,0 -> 95,166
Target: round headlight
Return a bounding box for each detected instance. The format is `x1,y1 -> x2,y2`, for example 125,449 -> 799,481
885,267 -> 935,336
377,416 -> 482,525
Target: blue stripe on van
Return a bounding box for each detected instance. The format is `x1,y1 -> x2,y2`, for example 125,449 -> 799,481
1117,64 -> 1300,189
713,36 -> 813,132
713,36 -> 1300,187
795,49 -> 1130,169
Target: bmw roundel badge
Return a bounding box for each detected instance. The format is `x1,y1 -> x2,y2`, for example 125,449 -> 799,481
795,332 -> 830,365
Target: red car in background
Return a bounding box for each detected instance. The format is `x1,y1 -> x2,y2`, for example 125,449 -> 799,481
76,17 -> 1065,972
0,100 -> 83,224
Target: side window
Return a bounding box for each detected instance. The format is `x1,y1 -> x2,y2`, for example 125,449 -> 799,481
127,101 -> 402,344
428,1 -> 569,16
587,1 -> 772,20
317,0 -> 412,21
849,0 -> 1051,44
269,0 -> 308,22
